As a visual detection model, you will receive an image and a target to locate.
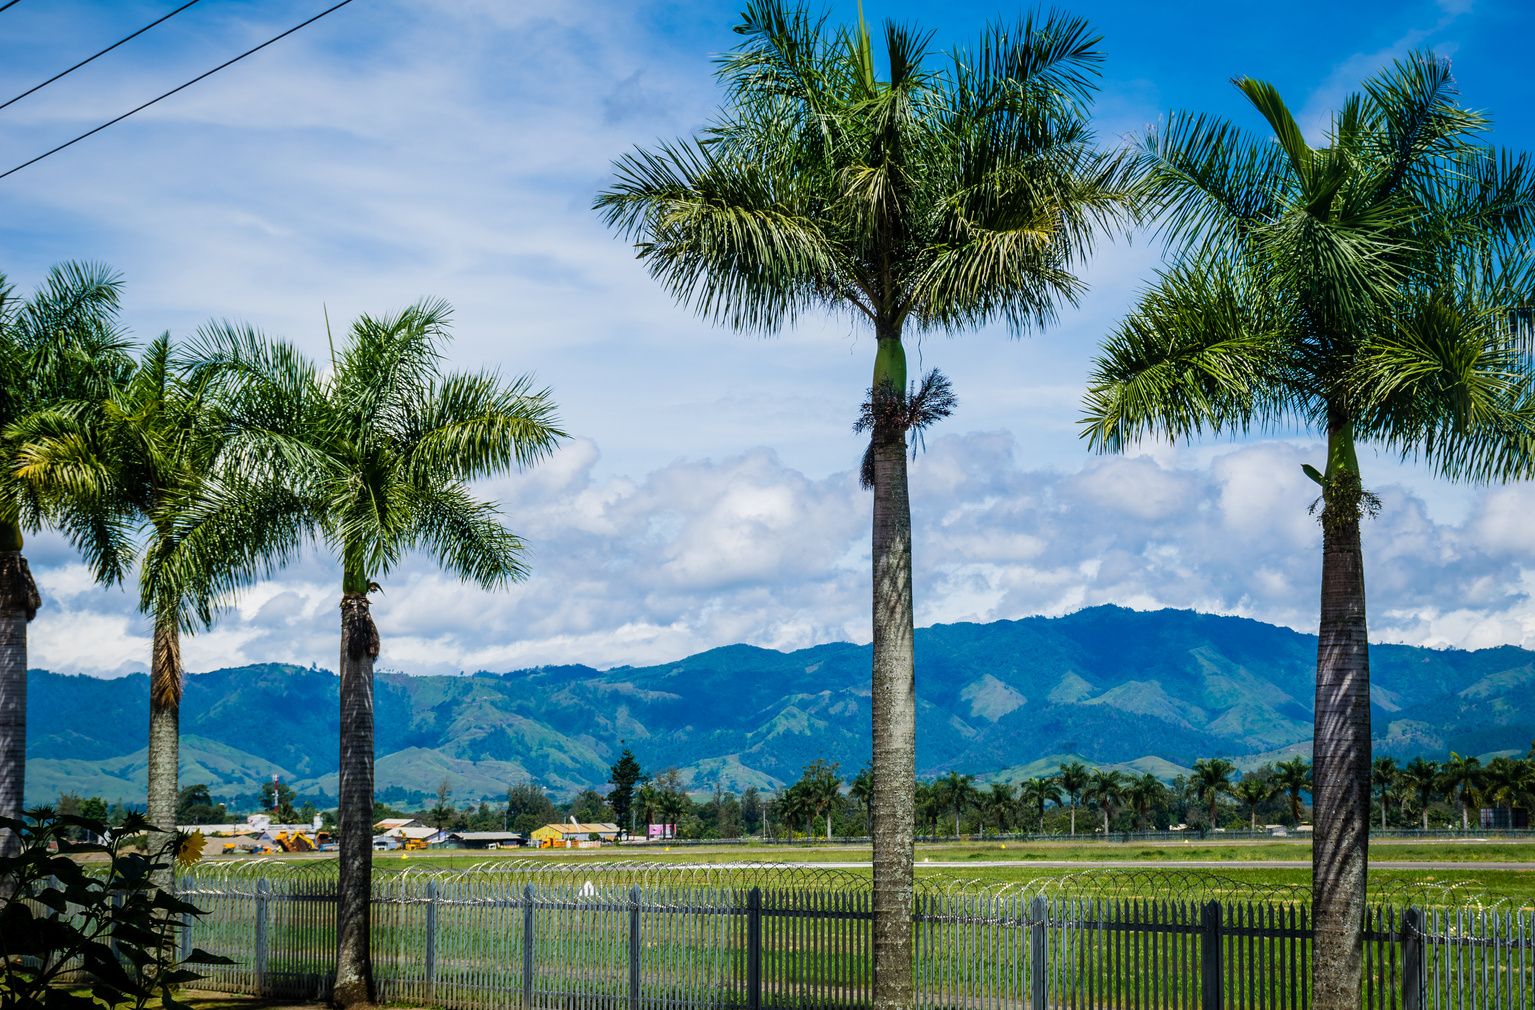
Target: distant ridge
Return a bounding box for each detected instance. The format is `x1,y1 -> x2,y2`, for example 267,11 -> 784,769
25,606 -> 1535,806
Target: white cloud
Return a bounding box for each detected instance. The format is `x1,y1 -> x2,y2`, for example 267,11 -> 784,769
21,431 -> 1535,679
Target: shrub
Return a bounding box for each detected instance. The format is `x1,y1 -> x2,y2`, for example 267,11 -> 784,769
0,807 -> 232,1009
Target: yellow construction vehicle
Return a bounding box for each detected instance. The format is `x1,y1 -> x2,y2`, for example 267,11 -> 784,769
402,836 -> 428,851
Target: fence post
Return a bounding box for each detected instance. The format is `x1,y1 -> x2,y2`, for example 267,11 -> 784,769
523,883 -> 534,1010
1200,899 -> 1222,1010
1029,896 -> 1047,1010
255,877 -> 270,995
425,878 -> 438,1002
747,887 -> 761,1010
630,885 -> 642,1010
1402,907 -> 1423,1010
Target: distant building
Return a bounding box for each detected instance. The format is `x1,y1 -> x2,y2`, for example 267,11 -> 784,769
530,822 -> 622,848
374,818 -> 426,832
1480,808 -> 1528,829
448,831 -> 526,849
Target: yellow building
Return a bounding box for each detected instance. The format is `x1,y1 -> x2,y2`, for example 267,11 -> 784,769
530,822 -> 622,848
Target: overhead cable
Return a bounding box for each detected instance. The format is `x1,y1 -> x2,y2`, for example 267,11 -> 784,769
0,2 -> 22,13
0,0 -> 359,182
1,0 -> 206,113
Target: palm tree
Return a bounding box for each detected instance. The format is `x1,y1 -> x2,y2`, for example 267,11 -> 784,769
934,771 -> 978,840
1189,758 -> 1237,828
1400,757 -> 1439,831
1233,775 -> 1277,831
1438,753 -> 1483,831
1274,757 -> 1312,826
636,783 -> 662,839
1016,777 -> 1062,835
980,783 -> 1015,836
913,780 -> 937,838
0,263 -> 130,850
1371,757 -> 1400,830
18,335 -> 306,872
1084,769 -> 1127,833
595,6 -> 1130,998
850,766 -> 874,837
1080,56 -> 1535,1007
1127,773 -> 1166,831
1481,756 -> 1534,820
1057,762 -> 1090,837
193,303 -> 565,1007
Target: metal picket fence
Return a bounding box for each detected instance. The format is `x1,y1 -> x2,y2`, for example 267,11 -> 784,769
174,862 -> 1535,1009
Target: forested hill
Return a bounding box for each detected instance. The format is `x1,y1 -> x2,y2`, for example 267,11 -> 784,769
25,605 -> 1535,807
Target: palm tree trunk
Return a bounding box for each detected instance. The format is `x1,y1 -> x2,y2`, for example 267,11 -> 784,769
0,548 -> 38,858
335,590 -> 380,1008
1311,432 -> 1372,1010
869,340 -> 915,1010
146,615 -> 182,883
1069,801 -> 1075,836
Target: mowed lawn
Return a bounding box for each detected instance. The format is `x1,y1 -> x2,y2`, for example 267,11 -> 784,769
255,837 -> 1535,903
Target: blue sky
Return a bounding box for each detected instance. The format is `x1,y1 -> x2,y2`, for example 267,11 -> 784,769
2,0 -> 1534,678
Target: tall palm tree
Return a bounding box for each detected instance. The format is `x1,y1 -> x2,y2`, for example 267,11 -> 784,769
0,263 -> 130,850
1016,776 -> 1062,835
1056,761 -> 1090,837
1080,56 -> 1535,1008
192,303 -> 565,1007
1274,757 -> 1312,826
1439,753 -> 1483,831
934,770 -> 978,840
1233,775 -> 1277,831
1084,768 -> 1127,833
595,6 -> 1130,999
1189,758 -> 1236,828
1370,757 -> 1400,830
18,335 -> 304,871
1400,757 -> 1439,830
1127,773 -> 1166,831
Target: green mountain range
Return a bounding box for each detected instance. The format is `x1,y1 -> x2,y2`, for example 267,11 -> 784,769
24,605 -> 1535,807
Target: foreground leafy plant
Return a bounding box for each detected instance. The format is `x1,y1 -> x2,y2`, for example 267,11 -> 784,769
0,808 -> 230,1009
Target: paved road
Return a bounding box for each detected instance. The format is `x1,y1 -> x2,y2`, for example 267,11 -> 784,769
775,859 -> 1535,871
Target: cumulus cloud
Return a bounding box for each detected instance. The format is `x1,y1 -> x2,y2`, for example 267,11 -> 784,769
23,431 -> 1535,679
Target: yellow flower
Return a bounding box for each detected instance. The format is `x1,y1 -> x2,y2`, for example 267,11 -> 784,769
176,830 -> 206,867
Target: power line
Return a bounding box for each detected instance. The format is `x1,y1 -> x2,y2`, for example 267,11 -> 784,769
1,0 -> 206,113
0,2 -> 22,13
0,0 -> 359,182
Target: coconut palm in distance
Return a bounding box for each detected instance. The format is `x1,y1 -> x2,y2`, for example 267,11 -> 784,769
1371,757 -> 1400,830
1189,758 -> 1236,828
1439,753 -> 1483,830
594,5 -> 1130,1000
1127,773 -> 1166,831
1233,775 -> 1277,831
1018,776 -> 1063,835
1084,768 -> 1127,833
1080,55 -> 1535,1007
1274,757 -> 1312,825
980,783 -> 1014,835
1056,761 -> 1090,836
934,771 -> 978,840
1400,757 -> 1439,830
0,263 -> 132,851
191,302 -> 565,1008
